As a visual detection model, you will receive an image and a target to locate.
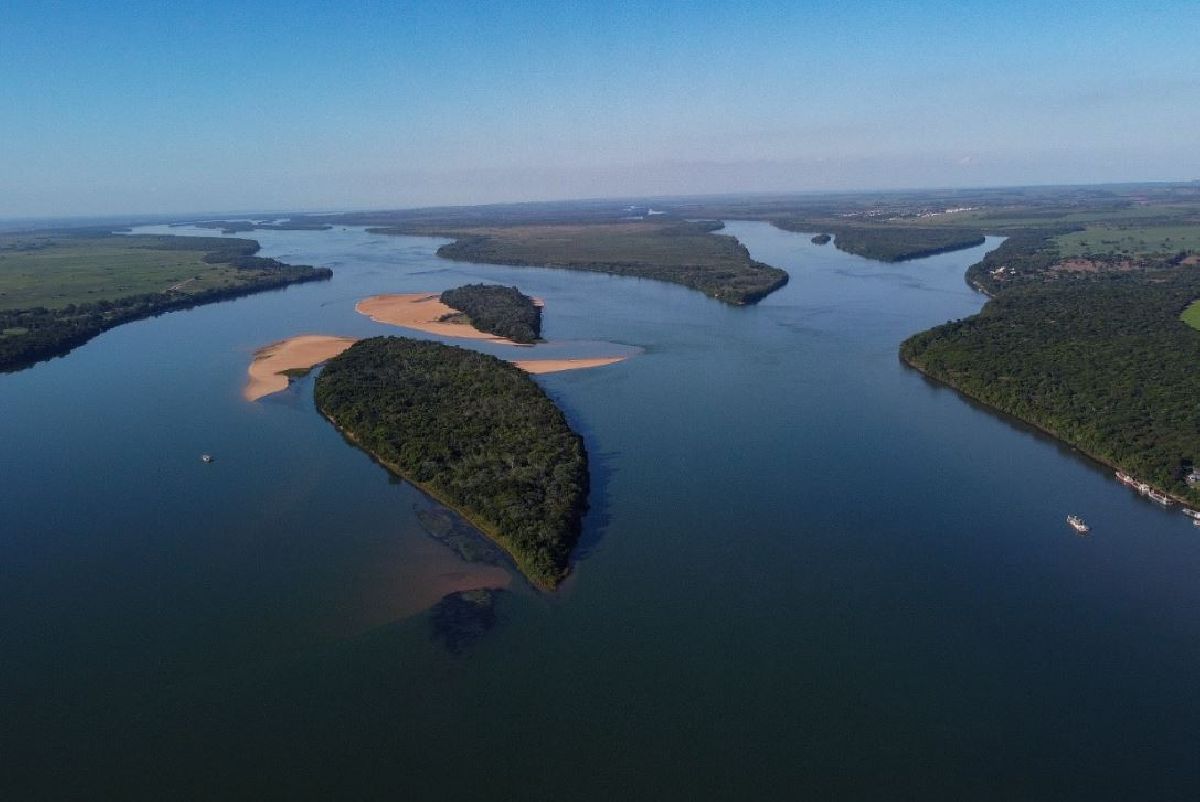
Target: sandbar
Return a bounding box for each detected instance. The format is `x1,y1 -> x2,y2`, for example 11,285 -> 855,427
355,293 -> 521,344
244,334 -> 359,401
247,334 -> 629,400
513,356 -> 628,373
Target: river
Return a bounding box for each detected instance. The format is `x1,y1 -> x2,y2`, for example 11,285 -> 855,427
2,221 -> 1197,799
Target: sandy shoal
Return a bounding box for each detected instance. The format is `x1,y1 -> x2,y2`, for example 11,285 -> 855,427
246,334 -> 630,400
355,293 -> 519,344
244,334 -> 359,401
513,356 -> 628,373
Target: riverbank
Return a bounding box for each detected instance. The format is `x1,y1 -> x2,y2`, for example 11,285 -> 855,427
355,293 -> 524,344
244,335 -> 358,400
900,352 -> 1198,509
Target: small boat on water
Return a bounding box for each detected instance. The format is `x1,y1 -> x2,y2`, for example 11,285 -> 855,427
201,454 -> 214,464
1067,515 -> 1090,534
1182,508 -> 1200,520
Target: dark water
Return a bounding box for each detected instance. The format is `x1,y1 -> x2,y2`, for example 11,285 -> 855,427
2,222 -> 1198,800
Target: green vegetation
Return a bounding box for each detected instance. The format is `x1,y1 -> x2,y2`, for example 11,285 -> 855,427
0,232 -> 331,371
314,337 -> 588,588
903,263 -> 1200,503
817,226 -> 986,262
1054,224 -> 1200,258
1180,300 -> 1200,331
371,220 -> 789,305
811,233 -> 832,245
439,283 -> 541,344
184,220 -> 333,234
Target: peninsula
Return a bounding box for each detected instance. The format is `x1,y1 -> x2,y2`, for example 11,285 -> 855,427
0,231 -> 332,372
314,337 -> 589,588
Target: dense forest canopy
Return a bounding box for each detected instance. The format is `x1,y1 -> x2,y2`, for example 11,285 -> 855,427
365,219 -> 789,305
903,229 -> 1200,502
314,337 -> 588,588
439,283 -> 541,344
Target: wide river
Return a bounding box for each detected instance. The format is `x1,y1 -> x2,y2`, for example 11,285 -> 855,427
3,222 -> 1198,799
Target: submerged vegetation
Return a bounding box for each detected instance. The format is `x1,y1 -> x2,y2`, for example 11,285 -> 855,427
439,283 -> 541,344
0,232 -> 331,371
314,337 -> 588,588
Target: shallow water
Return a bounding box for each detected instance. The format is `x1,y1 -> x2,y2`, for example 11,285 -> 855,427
2,222 -> 1197,799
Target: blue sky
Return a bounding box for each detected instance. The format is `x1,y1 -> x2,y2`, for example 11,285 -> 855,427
1,0 -> 1198,217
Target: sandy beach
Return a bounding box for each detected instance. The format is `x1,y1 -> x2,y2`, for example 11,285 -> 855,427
355,293 -> 522,344
244,335 -> 359,401
514,356 -> 628,373
246,332 -> 630,400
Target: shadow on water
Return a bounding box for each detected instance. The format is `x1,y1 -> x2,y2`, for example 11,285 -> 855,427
902,360 -> 1125,484
429,588 -> 505,656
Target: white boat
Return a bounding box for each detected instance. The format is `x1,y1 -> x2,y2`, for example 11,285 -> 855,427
1182,508 -> 1200,520
1116,471 -> 1137,486
1067,515 -> 1090,534
201,454 -> 214,463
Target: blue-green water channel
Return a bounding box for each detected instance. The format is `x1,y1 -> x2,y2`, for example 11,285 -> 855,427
2,222 -> 1198,799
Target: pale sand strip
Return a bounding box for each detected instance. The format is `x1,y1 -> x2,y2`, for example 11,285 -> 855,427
246,335 -> 629,401
243,335 -> 359,401
355,293 -> 519,344
513,356 -> 628,373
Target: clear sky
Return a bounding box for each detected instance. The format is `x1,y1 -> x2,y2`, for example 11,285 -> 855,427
2,0 -> 1198,217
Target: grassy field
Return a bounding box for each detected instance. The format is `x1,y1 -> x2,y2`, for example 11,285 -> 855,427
1181,300 -> 1200,330
0,232 -> 331,371
1053,224 -> 1200,258
0,235 -> 262,310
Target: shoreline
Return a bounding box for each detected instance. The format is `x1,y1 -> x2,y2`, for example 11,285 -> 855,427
244,335 -> 358,401
320,410 -> 564,592
355,293 -> 527,345
246,333 -> 630,400
900,353 -> 1197,509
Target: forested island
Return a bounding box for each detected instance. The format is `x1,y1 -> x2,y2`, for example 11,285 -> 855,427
776,223 -> 985,261
362,218 -> 788,305
0,232 -> 331,371
314,337 -> 588,588
182,220 -> 334,234
439,283 -> 541,344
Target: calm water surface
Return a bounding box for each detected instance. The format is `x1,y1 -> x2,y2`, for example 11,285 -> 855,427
2,222 -> 1198,799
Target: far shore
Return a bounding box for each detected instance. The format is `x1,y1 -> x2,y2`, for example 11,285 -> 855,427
246,333 -> 629,400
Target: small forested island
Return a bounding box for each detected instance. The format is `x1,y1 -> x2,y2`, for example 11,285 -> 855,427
0,231 -> 331,371
777,223 -> 985,261
439,283 -> 541,344
358,218 -> 788,305
182,220 -> 334,234
315,337 -> 588,588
